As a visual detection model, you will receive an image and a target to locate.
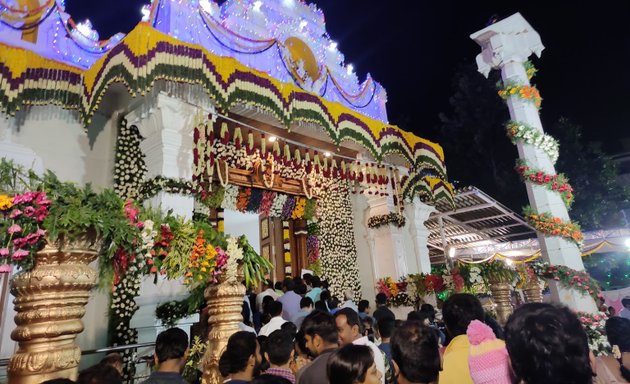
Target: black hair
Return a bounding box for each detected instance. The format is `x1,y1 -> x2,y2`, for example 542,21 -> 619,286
262,295 -> 276,313
320,290 -> 331,302
358,299 -> 370,313
335,307 -> 364,334
263,279 -> 273,288
327,344 -> 374,384
41,380 -> 76,384
251,374 -> 292,384
295,283 -> 307,295
269,300 -> 283,317
264,330 -> 295,366
281,321 -> 298,335
303,273 -> 313,284
312,275 -> 321,288
283,278 -> 296,291
315,300 -> 328,312
295,329 -> 311,358
77,364 -> 122,384
390,321 -> 440,383
301,310 -> 338,345
505,303 -> 592,384
219,331 -> 258,376
442,293 -> 484,337
606,316 -> 630,352
377,318 -> 396,339
420,303 -> 436,322
242,301 -> 252,326
274,281 -> 283,291
300,297 -> 314,309
375,293 -> 388,305
155,328 -> 189,363
622,297 -> 630,308
406,310 -> 423,322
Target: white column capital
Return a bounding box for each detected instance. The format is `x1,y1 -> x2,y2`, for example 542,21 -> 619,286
470,13 -> 544,77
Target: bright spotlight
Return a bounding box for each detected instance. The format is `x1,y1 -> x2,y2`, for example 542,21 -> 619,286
268,136 -> 277,143
323,151 -> 331,157
346,64 -> 354,75
253,1 -> 263,11
328,41 -> 337,51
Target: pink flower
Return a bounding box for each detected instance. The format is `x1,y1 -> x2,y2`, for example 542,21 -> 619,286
7,224 -> 22,234
0,248 -> 9,257
11,249 -> 29,261
0,264 -> 11,273
9,209 -> 22,219
467,320 -> 496,345
33,206 -> 48,221
34,192 -> 51,206
13,237 -> 27,248
124,200 -> 139,223
23,206 -> 35,217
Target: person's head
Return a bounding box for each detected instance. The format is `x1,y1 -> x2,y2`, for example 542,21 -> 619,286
301,297 -> 314,310
375,293 -> 388,307
420,304 -> 436,323
154,328 -> 189,371
281,321 -> 298,335
608,306 -> 616,317
100,352 -> 123,375
390,321 -> 440,384
283,278 -> 296,292
295,283 -> 308,295
269,300 -> 283,317
275,281 -> 283,291
303,273 -> 313,286
301,310 -> 339,356
263,279 -> 273,290
312,275 -> 321,288
335,308 -> 363,346
219,331 -> 262,378
362,316 -> 374,339
467,320 -> 513,384
315,300 -> 329,312
321,290 -> 332,302
242,301 -> 252,326
327,344 -> 382,384
505,303 -> 592,384
251,374 -> 292,384
41,380 -> 76,384
358,299 -> 370,314
442,293 -> 484,337
262,295 -> 276,313
77,363 -> 122,384
377,318 -> 395,341
343,289 -> 354,302
623,297 -> 630,309
264,330 -> 295,368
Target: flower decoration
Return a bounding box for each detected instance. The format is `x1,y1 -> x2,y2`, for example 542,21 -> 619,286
221,184 -> 239,211
576,311 -> 610,356
523,206 -> 584,247
515,160 -> 574,208
523,60 -> 538,80
0,191 -> 50,272
505,120 -> 560,164
498,82 -> 542,109
530,260 -> 601,303
367,212 -> 406,229
114,119 -> 147,200
291,197 -> 306,219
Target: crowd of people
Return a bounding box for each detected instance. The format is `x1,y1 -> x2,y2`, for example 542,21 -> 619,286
42,276 -> 630,384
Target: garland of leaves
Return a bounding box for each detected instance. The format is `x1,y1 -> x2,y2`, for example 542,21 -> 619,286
367,212 -> 406,229
523,60 -> 538,80
515,160 -> 574,208
137,176 -> 194,202
498,82 -> 542,110
505,120 -> 560,164
523,206 -> 584,246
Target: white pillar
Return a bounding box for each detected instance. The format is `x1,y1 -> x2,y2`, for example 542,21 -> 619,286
125,92 -> 204,342
471,13 -> 596,312
364,193 -> 408,280
406,197 -> 436,274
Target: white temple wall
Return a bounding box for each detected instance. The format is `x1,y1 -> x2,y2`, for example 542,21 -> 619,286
351,193 -> 376,304
0,107 -> 119,365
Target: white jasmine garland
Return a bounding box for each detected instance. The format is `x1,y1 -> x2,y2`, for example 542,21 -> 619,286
224,236 -> 243,282
221,184 -> 239,210
269,193 -> 288,217
506,121 -> 559,164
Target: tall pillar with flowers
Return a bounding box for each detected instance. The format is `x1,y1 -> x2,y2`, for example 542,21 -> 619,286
471,13 -> 596,312
124,93 -> 203,345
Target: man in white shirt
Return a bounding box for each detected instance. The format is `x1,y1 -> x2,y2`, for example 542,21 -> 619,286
334,308 -> 386,384
256,279 -> 279,313
259,301 -> 287,337
340,289 -> 358,313
620,297 -> 630,320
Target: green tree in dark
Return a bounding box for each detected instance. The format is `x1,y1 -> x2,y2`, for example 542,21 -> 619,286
437,63 -> 526,211
549,117 -> 630,230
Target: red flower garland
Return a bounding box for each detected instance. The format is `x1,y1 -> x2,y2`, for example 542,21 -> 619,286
515,161 -> 574,207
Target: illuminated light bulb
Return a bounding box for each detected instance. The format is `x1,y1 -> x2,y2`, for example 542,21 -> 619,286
328,41 -> 337,51
448,247 -> 456,258
268,136 -> 277,143
299,20 -> 307,30
505,258 -> 513,266
253,1 -> 263,11
140,5 -> 151,21
283,0 -> 294,6
199,0 -> 214,14
76,20 -> 93,37
324,151 -> 331,157
346,64 -> 354,75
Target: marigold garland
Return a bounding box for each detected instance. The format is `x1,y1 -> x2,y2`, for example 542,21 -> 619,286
523,206 -> 584,246
515,160 -> 574,208
498,83 -> 542,109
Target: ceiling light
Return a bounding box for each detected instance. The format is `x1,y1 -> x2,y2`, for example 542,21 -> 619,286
268,136 -> 277,143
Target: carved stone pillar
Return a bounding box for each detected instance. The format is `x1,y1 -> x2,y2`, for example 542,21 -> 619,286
365,193 -> 407,280
471,14 -> 596,312
406,197 -> 436,274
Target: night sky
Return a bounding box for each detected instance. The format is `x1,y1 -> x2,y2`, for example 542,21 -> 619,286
66,0 -> 630,152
